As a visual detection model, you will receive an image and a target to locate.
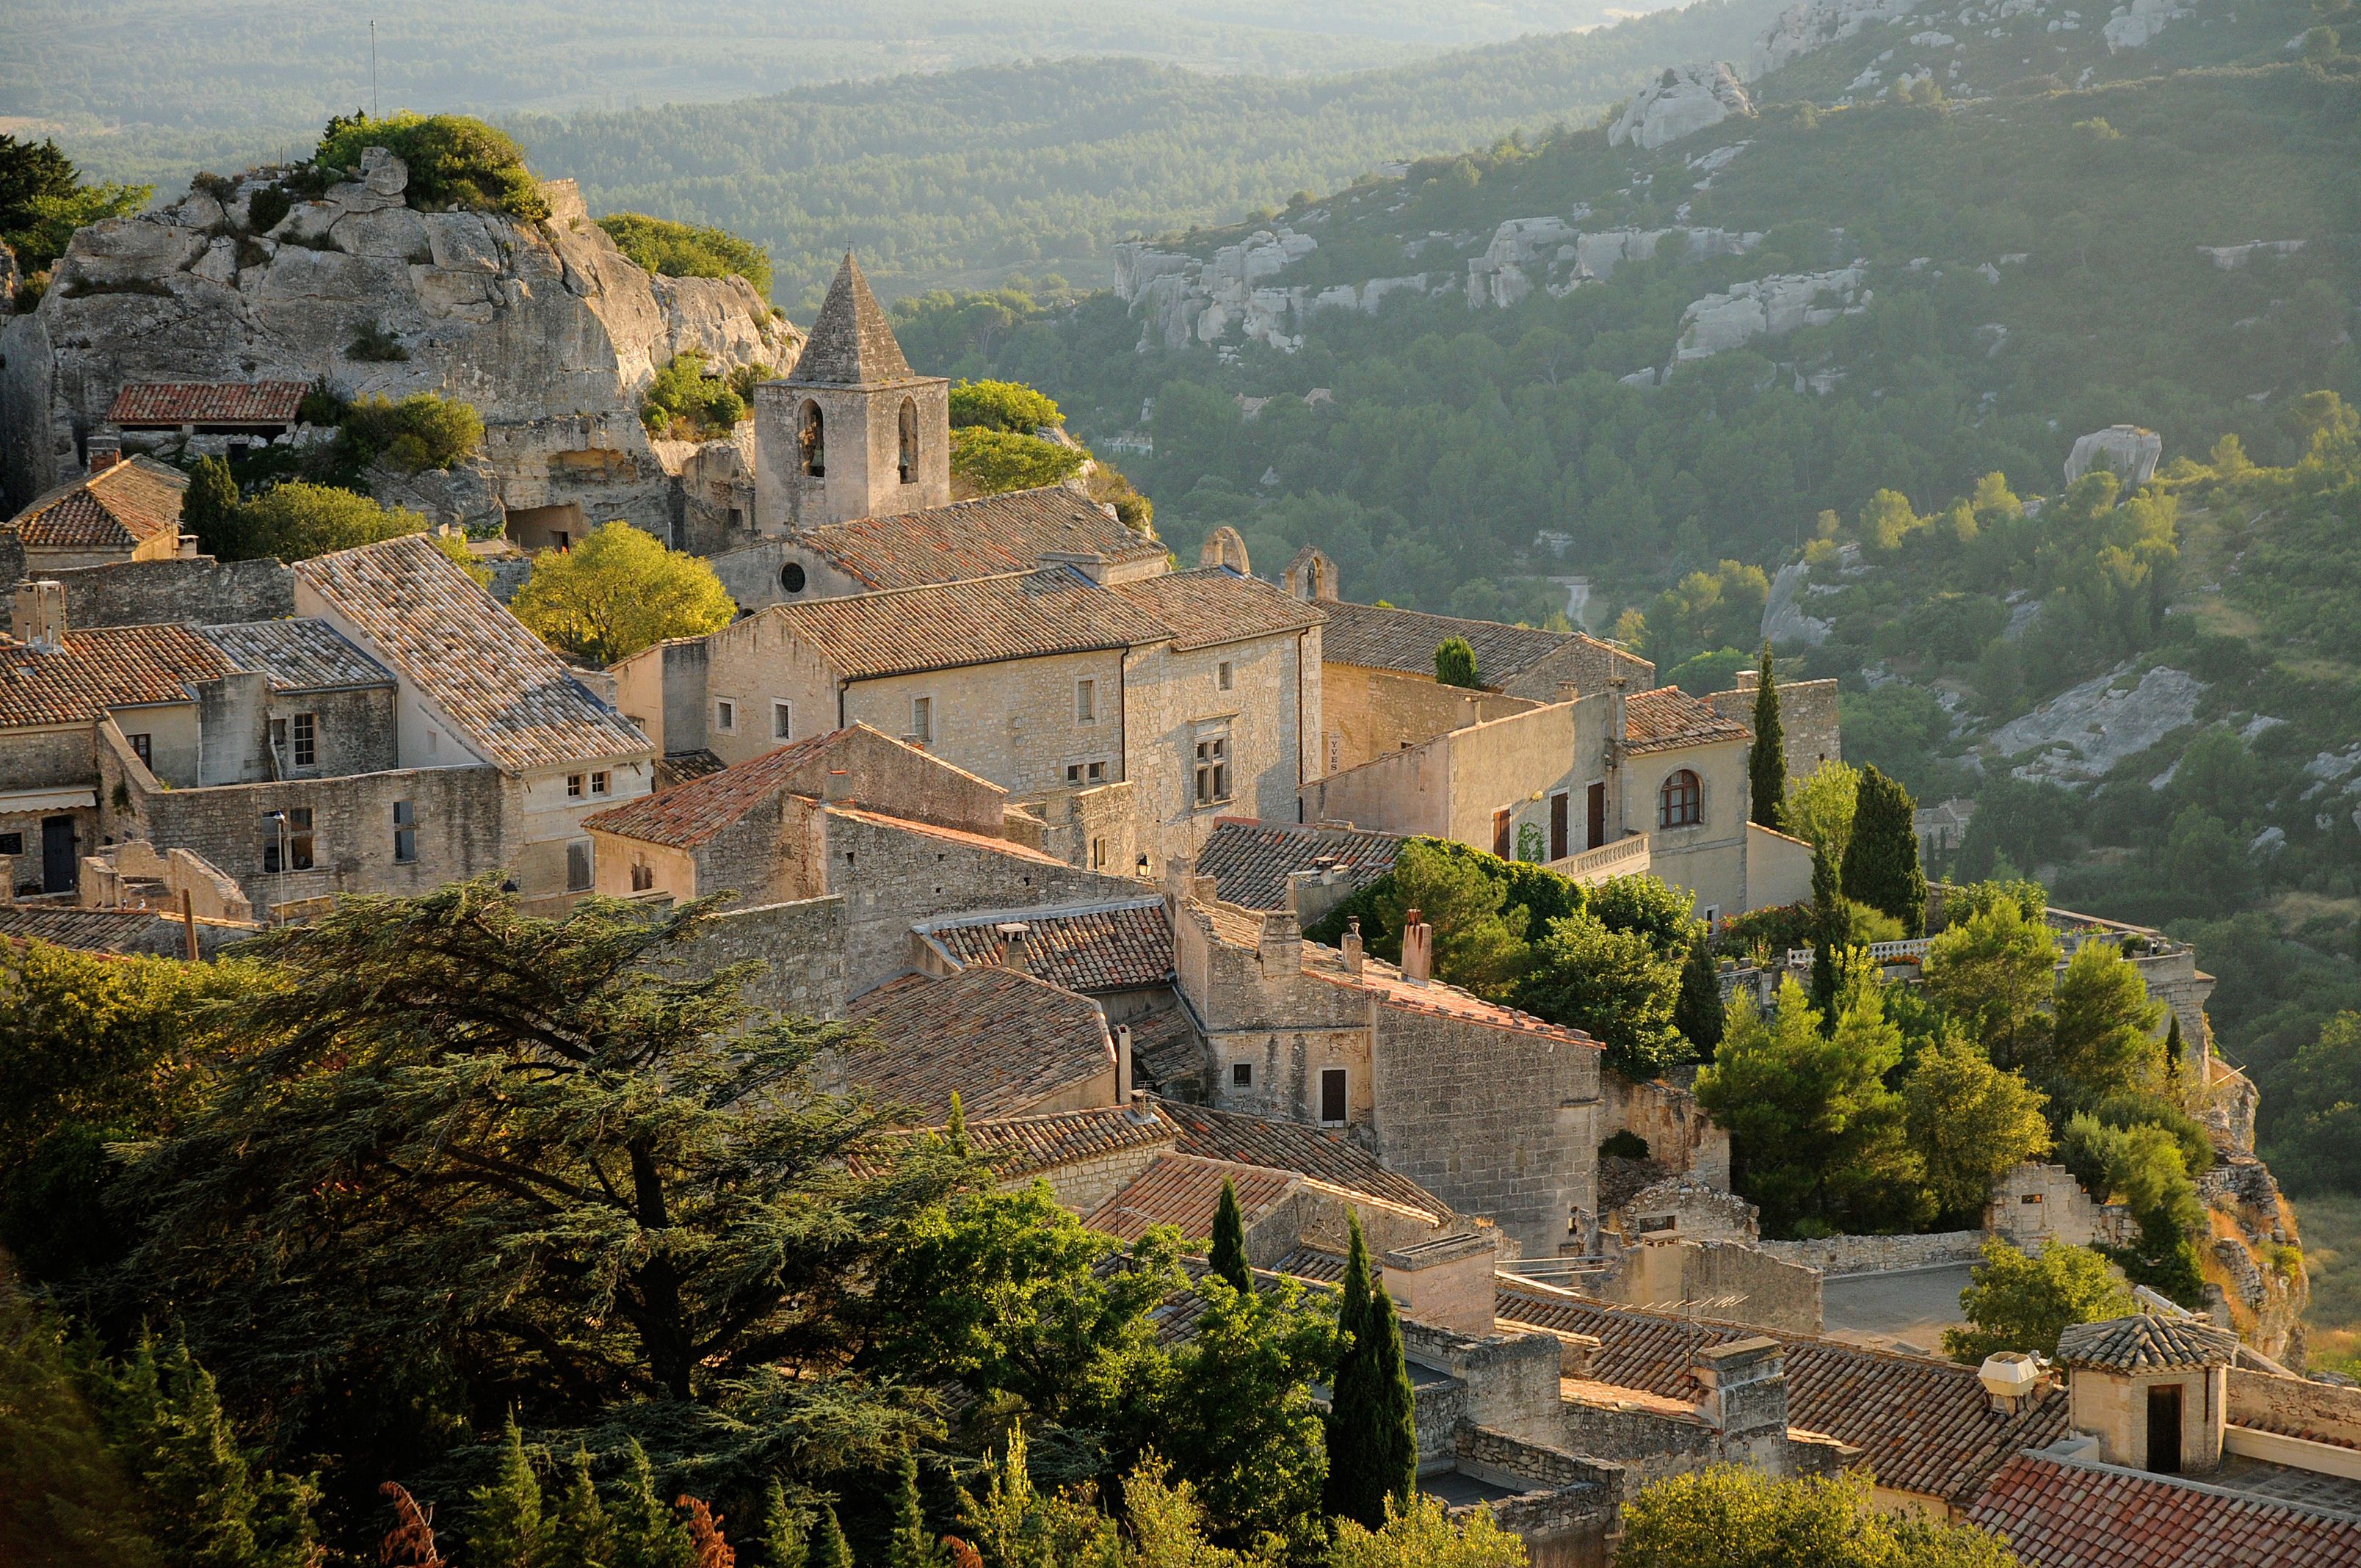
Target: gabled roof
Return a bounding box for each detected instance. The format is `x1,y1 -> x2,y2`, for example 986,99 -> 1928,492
584,729 -> 847,849
797,487 -> 1164,592
957,1102 -> 1178,1179
1157,1100 -> 1451,1218
4,457 -> 184,550
195,619 -> 393,694
1493,1283 -> 2070,1506
1194,817 -> 1405,910
1085,1154 -> 1298,1243
758,567 -> 1172,680
107,381 -> 308,427
919,897 -> 1175,992
1316,599 -> 1585,685
1968,1452 -> 2361,1566
847,966 -> 1112,1122
0,624 -> 234,729
1623,686 -> 1749,753
1110,567 -> 1326,652
2055,1314 -> 2239,1373
293,534 -> 649,773
787,253 -> 917,386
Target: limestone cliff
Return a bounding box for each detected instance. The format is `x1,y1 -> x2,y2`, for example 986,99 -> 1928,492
3,148 -> 800,540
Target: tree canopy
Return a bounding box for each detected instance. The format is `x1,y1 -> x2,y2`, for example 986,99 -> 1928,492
510,521 -> 739,665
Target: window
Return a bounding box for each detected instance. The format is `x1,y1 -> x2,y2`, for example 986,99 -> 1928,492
1194,733 -> 1230,806
1218,661 -> 1233,691
780,562 -> 807,594
427,729 -> 439,757
897,396 -> 919,484
1076,678 -> 1097,723
1493,807 -> 1513,858
292,711 -> 316,768
269,716 -> 286,753
772,700 -> 794,741
1320,1068 -> 1348,1125
1658,769 -> 1702,829
264,807 -> 315,874
127,733 -> 152,768
0,832 -> 22,856
591,771 -> 609,796
910,696 -> 932,744
1233,1061 -> 1253,1088
798,401 -> 825,477
1065,761 -> 1108,785
715,699 -> 736,733
393,799 -> 417,864
567,840 -> 592,892
631,858 -> 654,892
2021,1192 -> 2045,1205
1092,836 -> 1107,870
567,774 -> 584,799
728,506 -> 744,529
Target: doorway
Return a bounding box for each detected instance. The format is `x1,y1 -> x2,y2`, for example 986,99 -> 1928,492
2147,1383 -> 2183,1474
1586,782 -> 1607,849
505,501 -> 585,551
1550,791 -> 1570,860
1320,1068 -> 1348,1126
40,814 -> 77,893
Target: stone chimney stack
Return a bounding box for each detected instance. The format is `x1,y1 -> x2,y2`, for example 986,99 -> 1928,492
1037,549 -> 1109,584
85,435 -> 123,475
1342,916 -> 1366,978
1115,1023 -> 1134,1100
997,922 -> 1031,974
12,579 -> 66,651
1382,1233 -> 1501,1337
1401,907 -> 1433,985
1607,676 -> 1629,763
1697,1337 -> 1792,1476
1258,907 -> 1302,979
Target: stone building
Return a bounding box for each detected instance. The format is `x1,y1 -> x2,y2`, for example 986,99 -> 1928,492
844,964 -> 1123,1121
2,454 -> 189,575
1701,666 -> 1843,788
106,381 -> 308,458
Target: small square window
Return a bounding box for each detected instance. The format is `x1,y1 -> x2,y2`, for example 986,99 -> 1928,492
0,832 -> 23,856
1218,661 -> 1233,691
127,733 -> 153,768
1087,761 -> 1106,783
1232,1061 -> 1253,1088
631,859 -> 654,892
567,774 -> 584,799
773,700 -> 794,741
1092,836 -> 1107,870
265,807 -> 316,873
591,771 -> 610,796
1067,763 -> 1084,785
715,699 -> 736,733
910,696 -> 932,744
292,711 -> 316,768
1076,678 -> 1097,723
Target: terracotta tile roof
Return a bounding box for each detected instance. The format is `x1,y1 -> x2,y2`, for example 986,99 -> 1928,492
1493,1283 -> 2070,1505
959,1102 -> 1178,1178
1622,686 -> 1749,754
653,749 -> 726,789
584,730 -> 848,849
761,567 -> 1172,680
1084,1153 -> 1298,1242
799,487 -> 1163,591
2056,1314 -> 2239,1373
1110,567 -> 1325,652
1968,1452 -> 2361,1566
1316,600 -> 1582,686
0,624 -> 234,729
294,534 -> 649,773
1158,1100 -> 1451,1218
0,907 -> 166,954
1271,1246 -> 1349,1283
787,253 -> 915,385
1302,941 -> 1603,1051
920,897 -> 1175,991
195,619 -> 392,693
1124,1007 -> 1203,1096
107,381 -> 308,427
5,457 -> 185,549
1194,817 -> 1404,910
847,966 -> 1112,1123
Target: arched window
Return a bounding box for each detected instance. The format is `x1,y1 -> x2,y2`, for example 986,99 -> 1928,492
1658,769 -> 1702,830
898,397 -> 919,484
798,402 -> 825,478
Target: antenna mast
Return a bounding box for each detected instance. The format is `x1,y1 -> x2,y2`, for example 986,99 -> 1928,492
371,20 -> 380,117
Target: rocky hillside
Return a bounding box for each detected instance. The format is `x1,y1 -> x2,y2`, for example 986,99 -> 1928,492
0,147 -> 798,535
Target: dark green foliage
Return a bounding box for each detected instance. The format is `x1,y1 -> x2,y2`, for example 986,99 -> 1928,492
1675,931 -> 1726,1058
553,1450 -> 617,1568
885,1451 -> 940,1568
1840,766 -> 1926,937
1943,1238 -> 2137,1362
599,212 -> 773,294
314,112 -> 548,219
0,134 -> 76,231
244,184 -> 291,234
1808,844 -> 1843,1019
336,391 -> 485,473
949,380 -> 1062,433
1598,1128 -> 1650,1161
1433,636 -> 1480,689
181,455 -> 245,559
0,132 -> 148,275
1157,1270 -> 1331,1539
1520,911 -> 1689,1079
807,1506 -> 852,1568
760,1481 -> 805,1568
1749,644 -> 1787,832
466,1414 -> 549,1568
1323,1216 -> 1415,1531
2164,1013 -> 2184,1076
642,351 -> 750,440
1208,1178 -> 1250,1293
0,1274 -> 170,1568
609,1440 -> 695,1568
347,319 -> 410,362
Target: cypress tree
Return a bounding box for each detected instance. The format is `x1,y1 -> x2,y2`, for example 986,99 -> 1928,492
1809,843 -> 1843,1020
552,1448 -> 615,1568
2164,1014 -> 2185,1078
181,454 -> 247,560
1841,766 -> 1927,936
1324,1212 -> 1414,1528
468,1412 -> 549,1568
1321,1213 -> 1374,1524
1434,636 -> 1480,689
761,1481 -> 805,1568
806,1506 -> 852,1568
945,1091 -> 970,1156
1208,1177 -> 1250,1293
1749,643 -> 1788,832
1675,930 -> 1724,1058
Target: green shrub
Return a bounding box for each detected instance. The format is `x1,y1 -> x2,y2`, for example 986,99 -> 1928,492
346,319 -> 408,362
949,427 -> 1087,494
337,392 -> 483,474
597,212 -> 772,294
237,482 -> 426,562
313,112 -> 548,220
640,350 -> 750,441
244,183 -> 291,234
294,377 -> 347,428
949,378 -> 1062,433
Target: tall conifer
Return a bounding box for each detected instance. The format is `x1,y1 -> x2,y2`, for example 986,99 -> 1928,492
1842,765 -> 1927,936
552,1449 -> 614,1568
1749,643 -> 1788,832
1323,1213 -> 1415,1527
467,1413 -> 548,1568
885,1451 -> 939,1568
612,1440 -> 694,1568
1208,1177 -> 1251,1292
1809,843 -> 1843,1020
1675,929 -> 1725,1058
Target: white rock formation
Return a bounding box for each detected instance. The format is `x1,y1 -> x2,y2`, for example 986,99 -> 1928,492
1468,221 -> 1761,309
5,153 -> 798,533
1113,228 -> 1333,352
1609,63 -> 1755,151
1675,267 -> 1868,361
1988,664 -> 2205,785
1761,559 -> 1835,645
2104,0 -> 2191,50
1755,0 -> 1915,75
2198,239 -> 2307,269
2064,424 -> 2163,488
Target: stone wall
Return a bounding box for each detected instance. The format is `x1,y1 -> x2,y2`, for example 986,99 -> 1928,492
18,556 -> 295,629
1598,1238 -> 1823,1335
1706,674 -> 1843,785
1400,1320 -> 1565,1448
1451,1426 -> 1622,1568
668,895 -> 849,1022
1756,1230 -> 1986,1274
2227,1367 -> 2361,1447
1602,1075 -> 1731,1188
1555,1391 -> 1717,1487
1018,1138 -> 1175,1216
1319,661 -> 1539,775
1988,1161 -> 2136,1250
1604,1173 -> 1758,1245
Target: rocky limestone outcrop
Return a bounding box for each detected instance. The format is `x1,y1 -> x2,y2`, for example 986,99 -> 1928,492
1673,266 -> 1868,361
2105,0 -> 2191,50
4,150 -> 799,536
1760,558 -> 1835,645
1985,663 -> 2205,785
1466,216 -> 1760,310
2064,423 -> 2163,488
2198,1150 -> 2308,1365
2198,239 -> 2307,269
1114,228 -> 1327,352
1755,0 -> 1915,75
1609,63 -> 1755,151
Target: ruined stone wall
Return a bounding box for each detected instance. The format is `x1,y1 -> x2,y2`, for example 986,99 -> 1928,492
1755,1230 -> 1986,1274
1598,1239 -> 1824,1336
1601,1075 -> 1730,1188
1553,1397 -> 1716,1487
2227,1368 -> 2361,1446
22,557 -> 295,628
668,895 -> 848,1022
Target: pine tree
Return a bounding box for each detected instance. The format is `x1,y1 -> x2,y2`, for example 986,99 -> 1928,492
1809,843 -> 1843,1020
551,1448 -> 614,1568
468,1412 -> 549,1568
1321,1213 -> 1375,1524
885,1451 -> 940,1568
761,1481 -> 805,1568
1324,1212 -> 1414,1528
612,1440 -> 694,1568
2164,1014 -> 2185,1078
805,1506 -> 852,1568
1841,766 -> 1928,936
1749,643 -> 1788,832
1675,930 -> 1725,1058
1208,1177 -> 1250,1292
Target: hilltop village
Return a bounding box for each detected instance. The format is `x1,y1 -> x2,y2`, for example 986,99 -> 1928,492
3,11 -> 2359,1564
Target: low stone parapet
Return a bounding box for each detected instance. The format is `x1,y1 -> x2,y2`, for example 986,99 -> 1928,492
1756,1230 -> 1985,1276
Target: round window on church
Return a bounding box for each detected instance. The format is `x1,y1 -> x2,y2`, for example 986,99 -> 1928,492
780,562 -> 807,594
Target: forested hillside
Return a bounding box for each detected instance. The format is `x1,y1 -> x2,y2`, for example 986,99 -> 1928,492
511,2 -> 1788,307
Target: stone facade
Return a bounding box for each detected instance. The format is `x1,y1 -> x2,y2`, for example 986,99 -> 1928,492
9,556 -> 295,631
1596,1238 -> 1824,1335
1320,664 -> 1545,774
1989,1162 -> 2137,1251
668,895 -> 851,1022
1705,672 -> 1843,788
1756,1230 -> 1988,1274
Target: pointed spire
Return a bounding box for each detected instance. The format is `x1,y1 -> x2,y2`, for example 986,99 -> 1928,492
789,250 -> 915,386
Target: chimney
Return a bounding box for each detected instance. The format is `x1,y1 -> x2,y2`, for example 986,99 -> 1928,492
1115,1023 -> 1134,1100
1977,1352 -> 2046,1414
997,922 -> 1031,974
85,435 -> 123,475
12,579 -> 66,652
1343,916 -> 1365,978
1189,873 -> 1219,905
1382,1233 -> 1499,1337
1696,1337 -> 1791,1469
822,766 -> 852,803
1401,906 -> 1432,985
1258,907 -> 1302,979
1037,549 -> 1109,584
1607,676 -> 1629,761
